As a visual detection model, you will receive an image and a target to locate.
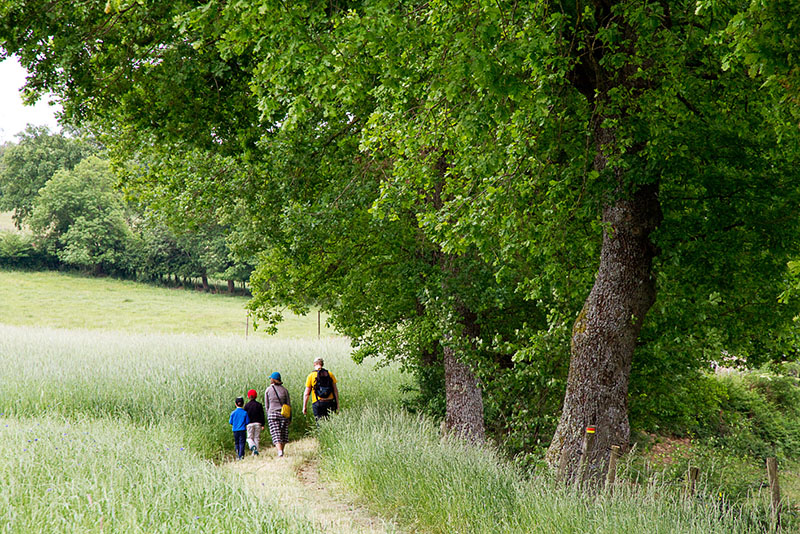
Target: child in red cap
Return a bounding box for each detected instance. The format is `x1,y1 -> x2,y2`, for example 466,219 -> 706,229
244,389 -> 265,456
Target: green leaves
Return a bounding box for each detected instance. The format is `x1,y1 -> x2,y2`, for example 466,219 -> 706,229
5,0 -> 800,452
0,126 -> 94,226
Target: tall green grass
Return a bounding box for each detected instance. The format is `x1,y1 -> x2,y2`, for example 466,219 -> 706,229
0,324 -> 404,459
317,408 -> 782,534
0,323 -> 406,532
0,416 -> 315,533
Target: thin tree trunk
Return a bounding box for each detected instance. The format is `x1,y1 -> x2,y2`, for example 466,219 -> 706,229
201,273 -> 209,291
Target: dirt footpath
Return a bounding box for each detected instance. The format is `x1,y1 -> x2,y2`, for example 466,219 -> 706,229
225,437 -> 400,534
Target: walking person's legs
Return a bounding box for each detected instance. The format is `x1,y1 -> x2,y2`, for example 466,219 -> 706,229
277,417 -> 289,457
268,412 -> 289,457
233,430 -> 247,460
312,400 -> 328,420
254,423 -> 262,454
312,399 -> 337,420
246,423 -> 261,455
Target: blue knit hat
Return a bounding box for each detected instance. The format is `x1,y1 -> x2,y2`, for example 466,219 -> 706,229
270,371 -> 281,381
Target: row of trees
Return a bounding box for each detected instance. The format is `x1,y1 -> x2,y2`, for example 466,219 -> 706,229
3,0 -> 800,482
0,126 -> 253,290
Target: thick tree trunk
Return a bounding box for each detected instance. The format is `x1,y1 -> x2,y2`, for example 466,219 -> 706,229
227,279 -> 235,294
547,179 -> 661,482
201,273 -> 209,291
546,0 -> 664,484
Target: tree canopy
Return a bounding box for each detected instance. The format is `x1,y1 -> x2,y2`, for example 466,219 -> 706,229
0,125 -> 94,226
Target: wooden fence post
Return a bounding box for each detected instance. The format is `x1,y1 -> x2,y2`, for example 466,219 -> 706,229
578,426 -> 597,486
686,466 -> 700,497
605,445 -> 621,492
766,457 -> 781,532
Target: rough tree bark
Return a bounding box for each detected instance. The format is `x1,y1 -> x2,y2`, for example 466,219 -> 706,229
442,305 -> 486,443
441,294 -> 486,444
433,203 -> 485,442
546,178 -> 661,481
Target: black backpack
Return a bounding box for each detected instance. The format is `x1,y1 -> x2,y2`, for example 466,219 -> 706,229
314,368 -> 334,399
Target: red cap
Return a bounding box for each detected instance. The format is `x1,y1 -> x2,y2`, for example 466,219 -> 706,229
247,389 -> 257,399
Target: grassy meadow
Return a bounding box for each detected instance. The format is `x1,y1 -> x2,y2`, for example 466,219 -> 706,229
0,321 -> 404,533
0,268 -> 402,532
0,269 -> 336,337
0,417 -> 315,533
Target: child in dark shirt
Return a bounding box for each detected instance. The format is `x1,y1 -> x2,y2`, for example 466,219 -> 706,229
244,389 -> 265,456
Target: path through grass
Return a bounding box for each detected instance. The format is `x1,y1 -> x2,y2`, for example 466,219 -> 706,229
0,321 -> 406,532
226,437 -> 400,534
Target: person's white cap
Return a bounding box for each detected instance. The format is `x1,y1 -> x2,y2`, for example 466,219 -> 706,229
313,357 -> 324,364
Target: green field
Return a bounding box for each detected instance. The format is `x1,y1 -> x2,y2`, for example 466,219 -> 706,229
0,321 -> 403,532
0,268 -> 396,532
0,269 -> 336,338
0,211 -> 15,231
0,416 -> 315,533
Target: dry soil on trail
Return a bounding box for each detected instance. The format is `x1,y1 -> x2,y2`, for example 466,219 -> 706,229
225,437 -> 400,534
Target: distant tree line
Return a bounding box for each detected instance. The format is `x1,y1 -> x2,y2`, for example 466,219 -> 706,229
0,126 -> 253,292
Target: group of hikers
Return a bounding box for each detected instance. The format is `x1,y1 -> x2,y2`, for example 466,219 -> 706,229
228,356 -> 339,459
